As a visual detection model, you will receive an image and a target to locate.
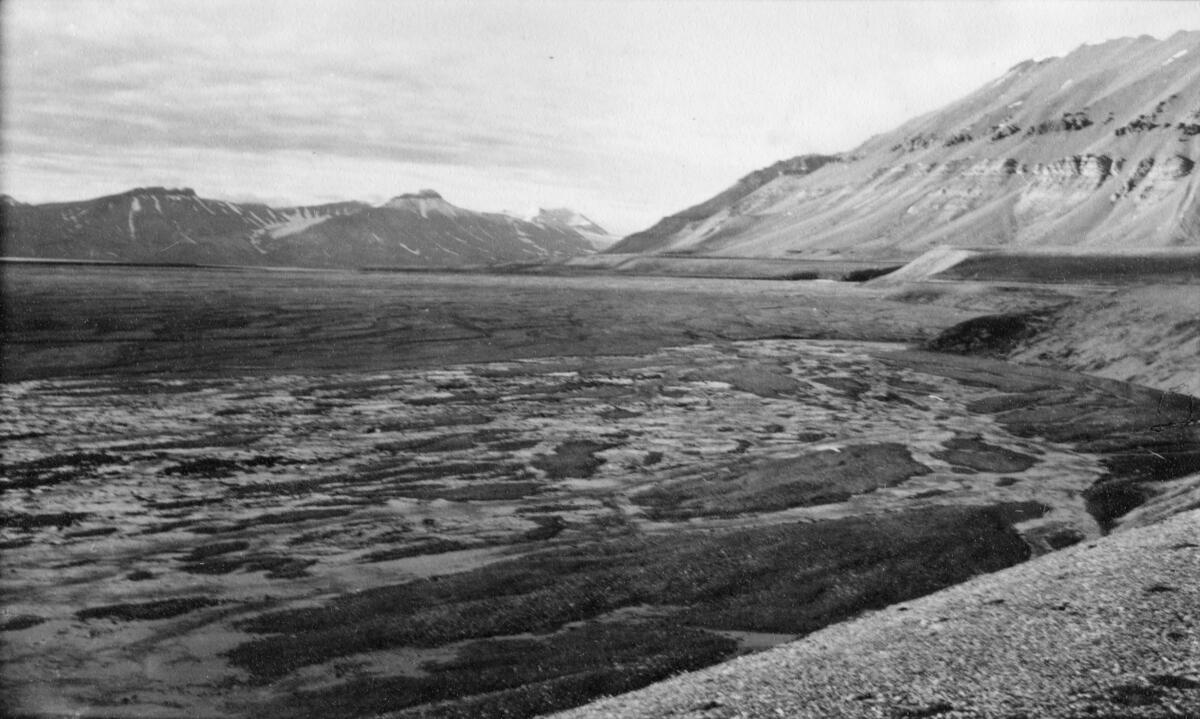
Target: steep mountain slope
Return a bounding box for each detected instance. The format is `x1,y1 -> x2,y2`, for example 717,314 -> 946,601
1,187 -> 596,268
529,208 -> 618,250
617,32 -> 1200,259
611,154 -> 840,254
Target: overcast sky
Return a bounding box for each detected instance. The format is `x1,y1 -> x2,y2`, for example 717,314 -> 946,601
3,1 -> 1199,233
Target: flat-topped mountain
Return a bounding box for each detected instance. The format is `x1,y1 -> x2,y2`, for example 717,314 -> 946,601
613,32 -> 1200,259
1,187 -> 598,268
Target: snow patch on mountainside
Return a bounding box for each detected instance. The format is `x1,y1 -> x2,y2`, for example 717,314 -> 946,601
266,211 -> 332,239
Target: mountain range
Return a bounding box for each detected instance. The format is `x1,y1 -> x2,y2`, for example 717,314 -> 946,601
6,33 -> 1198,269
612,31 -> 1200,258
0,188 -> 609,268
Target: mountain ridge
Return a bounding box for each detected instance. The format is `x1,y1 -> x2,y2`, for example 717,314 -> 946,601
613,32 -> 1200,258
1,187 -> 599,269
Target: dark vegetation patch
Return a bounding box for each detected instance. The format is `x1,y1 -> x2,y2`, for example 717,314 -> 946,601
936,253 -> 1200,284
0,451 -> 121,491
0,615 -> 46,632
161,455 -> 291,478
811,376 -> 871,400
108,433 -> 264,452
795,431 -> 830,443
924,311 -> 1052,356
227,504 -> 1032,687
522,515 -> 566,541
370,413 -> 493,433
376,430 -> 516,454
359,539 -> 472,563
932,435 -> 1038,473
531,441 -> 615,479
0,431 -> 45,441
243,507 -> 355,527
599,407 -> 642,421
1044,527 -> 1085,549
1,510 -> 90,530
890,701 -> 955,718
886,352 -> 1200,529
180,552 -> 314,578
876,391 -> 924,409
689,365 -> 806,398
77,596 -> 221,621
633,443 -> 931,519
185,539 -> 251,561
148,495 -> 225,511
395,481 -> 544,502
490,438 -> 543,452
841,265 -> 902,282
275,622 -> 736,719
64,526 -> 118,538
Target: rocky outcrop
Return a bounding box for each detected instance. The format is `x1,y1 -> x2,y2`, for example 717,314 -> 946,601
616,32 -> 1200,258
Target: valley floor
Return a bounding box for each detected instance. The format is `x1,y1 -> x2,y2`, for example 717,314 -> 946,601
1,263 -> 1196,718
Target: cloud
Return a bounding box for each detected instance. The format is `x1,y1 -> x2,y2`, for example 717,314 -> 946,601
6,0 -> 1200,233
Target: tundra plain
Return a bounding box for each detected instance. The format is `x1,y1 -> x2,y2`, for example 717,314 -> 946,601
2,262 -> 1198,718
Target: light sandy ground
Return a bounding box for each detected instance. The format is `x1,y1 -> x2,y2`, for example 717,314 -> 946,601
555,508 -> 1200,719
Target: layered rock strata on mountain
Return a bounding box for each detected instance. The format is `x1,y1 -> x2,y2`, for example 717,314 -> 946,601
614,32 -> 1200,259
1,187 -> 596,268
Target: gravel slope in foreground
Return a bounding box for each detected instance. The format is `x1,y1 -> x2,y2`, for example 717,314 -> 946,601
554,509 -> 1200,719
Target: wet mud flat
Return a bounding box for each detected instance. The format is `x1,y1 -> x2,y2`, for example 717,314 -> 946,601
4,333 -> 1196,718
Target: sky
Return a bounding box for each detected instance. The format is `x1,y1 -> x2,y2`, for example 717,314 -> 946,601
3,1 -> 1199,234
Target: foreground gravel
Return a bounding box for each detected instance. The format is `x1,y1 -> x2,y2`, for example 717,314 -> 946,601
554,509 -> 1200,718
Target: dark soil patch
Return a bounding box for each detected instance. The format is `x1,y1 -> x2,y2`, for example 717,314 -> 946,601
633,443 -> 931,519
932,435 -> 1037,473
77,596 -> 221,621
532,441 -> 615,479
